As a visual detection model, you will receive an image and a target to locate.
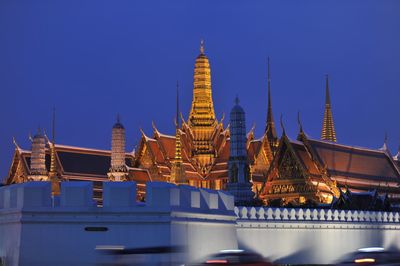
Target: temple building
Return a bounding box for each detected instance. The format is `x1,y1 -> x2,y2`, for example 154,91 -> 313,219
6,116 -> 151,201
5,42 -> 274,200
4,42 -> 400,207
133,42 -> 274,190
260,77 -> 400,206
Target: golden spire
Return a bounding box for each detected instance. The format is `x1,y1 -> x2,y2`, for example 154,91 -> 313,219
175,81 -> 182,163
189,40 -> 216,126
187,40 -> 217,165
321,75 -> 337,142
171,81 -> 186,184
49,107 -> 60,195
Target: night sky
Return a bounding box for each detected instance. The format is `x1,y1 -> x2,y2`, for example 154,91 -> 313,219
1,1 -> 400,182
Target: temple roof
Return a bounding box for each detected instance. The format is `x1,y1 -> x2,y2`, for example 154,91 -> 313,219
307,138 -> 400,182
136,126 -> 268,181
7,144 -> 135,182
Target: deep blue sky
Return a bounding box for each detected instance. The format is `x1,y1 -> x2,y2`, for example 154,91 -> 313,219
1,1 -> 400,181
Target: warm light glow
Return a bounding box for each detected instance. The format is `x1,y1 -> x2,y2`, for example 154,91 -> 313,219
354,258 -> 375,263
206,259 -> 228,264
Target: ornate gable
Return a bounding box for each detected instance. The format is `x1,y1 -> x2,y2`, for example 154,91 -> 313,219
261,135 -> 319,205
251,134 -> 274,175
7,150 -> 28,184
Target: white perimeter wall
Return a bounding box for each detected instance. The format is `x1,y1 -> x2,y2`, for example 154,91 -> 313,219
0,182 -> 237,266
3,182 -> 400,266
235,206 -> 400,264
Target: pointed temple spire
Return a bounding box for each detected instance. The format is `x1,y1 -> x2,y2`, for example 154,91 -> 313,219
174,81 -> 182,163
187,40 -> 218,166
321,74 -> 337,142
176,81 -> 180,130
49,107 -> 57,175
170,81 -> 187,184
265,57 -> 278,149
49,107 -> 60,195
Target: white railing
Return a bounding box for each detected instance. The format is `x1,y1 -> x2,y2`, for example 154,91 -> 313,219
234,206 -> 400,223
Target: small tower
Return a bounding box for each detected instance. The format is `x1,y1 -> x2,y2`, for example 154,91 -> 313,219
321,75 -> 337,142
108,115 -> 128,181
170,82 -> 187,184
227,97 -> 255,205
265,57 -> 278,151
28,128 -> 49,181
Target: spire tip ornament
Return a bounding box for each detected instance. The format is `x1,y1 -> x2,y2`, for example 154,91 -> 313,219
200,39 -> 205,54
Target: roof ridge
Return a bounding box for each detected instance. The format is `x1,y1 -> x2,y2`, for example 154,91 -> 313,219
307,137 -> 387,154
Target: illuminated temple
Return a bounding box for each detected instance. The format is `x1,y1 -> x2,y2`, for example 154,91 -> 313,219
5,42 -> 400,207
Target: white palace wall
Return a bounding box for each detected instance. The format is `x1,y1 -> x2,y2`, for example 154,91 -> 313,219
0,182 -> 237,266
235,206 -> 400,264
1,182 -> 400,265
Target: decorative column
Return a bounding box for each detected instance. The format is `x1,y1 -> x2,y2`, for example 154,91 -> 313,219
28,129 -> 49,181
108,115 -> 128,181
226,97 -> 255,205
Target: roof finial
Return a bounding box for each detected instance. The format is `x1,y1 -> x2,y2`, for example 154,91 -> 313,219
116,113 -> 120,124
235,95 -> 240,105
297,111 -> 303,133
380,132 -> 389,151
12,136 -> 20,150
200,39 -> 205,54
280,113 -> 286,135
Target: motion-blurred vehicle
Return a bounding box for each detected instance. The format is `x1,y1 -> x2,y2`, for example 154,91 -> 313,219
187,249 -> 275,265
336,247 -> 400,265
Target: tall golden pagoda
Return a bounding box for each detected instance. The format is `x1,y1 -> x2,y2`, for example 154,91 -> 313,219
185,40 -> 219,167
321,75 -> 337,142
